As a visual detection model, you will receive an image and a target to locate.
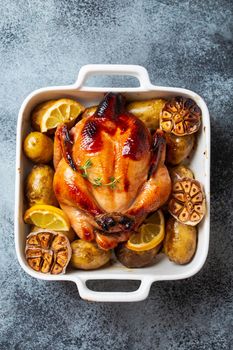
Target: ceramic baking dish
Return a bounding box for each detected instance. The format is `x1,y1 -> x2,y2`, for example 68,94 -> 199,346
15,65 -> 210,302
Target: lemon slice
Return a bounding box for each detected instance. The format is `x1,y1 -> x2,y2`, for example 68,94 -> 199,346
24,205 -> 70,231
126,210 -> 165,251
32,99 -> 85,132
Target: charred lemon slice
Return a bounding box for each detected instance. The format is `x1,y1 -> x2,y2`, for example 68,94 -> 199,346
25,229 -> 71,274
160,96 -> 201,136
32,98 -> 85,132
24,204 -> 70,231
126,210 -> 165,251
168,178 -> 206,225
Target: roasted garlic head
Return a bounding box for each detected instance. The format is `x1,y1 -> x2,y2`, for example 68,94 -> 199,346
160,96 -> 201,136
25,229 -> 71,274
168,178 -> 206,225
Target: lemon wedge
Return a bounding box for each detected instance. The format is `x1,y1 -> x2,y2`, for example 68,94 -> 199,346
24,204 -> 70,231
126,210 -> 165,251
32,98 -> 85,132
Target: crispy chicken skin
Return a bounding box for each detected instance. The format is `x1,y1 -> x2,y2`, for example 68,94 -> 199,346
53,93 -> 171,249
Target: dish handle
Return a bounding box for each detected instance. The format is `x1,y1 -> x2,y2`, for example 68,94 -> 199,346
75,64 -> 152,90
75,276 -> 154,302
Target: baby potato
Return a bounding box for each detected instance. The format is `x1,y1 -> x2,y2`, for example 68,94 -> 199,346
115,243 -> 161,268
71,240 -> 111,270
23,132 -> 53,164
26,165 -> 58,207
169,165 -> 194,182
164,217 -> 197,265
165,133 -> 195,165
127,99 -> 166,129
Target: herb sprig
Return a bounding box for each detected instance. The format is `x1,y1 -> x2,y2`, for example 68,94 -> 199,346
105,176 -> 121,189
79,159 -> 120,189
79,159 -> 93,178
92,177 -> 103,187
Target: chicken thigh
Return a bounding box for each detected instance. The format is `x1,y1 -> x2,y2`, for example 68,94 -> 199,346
53,93 -> 171,249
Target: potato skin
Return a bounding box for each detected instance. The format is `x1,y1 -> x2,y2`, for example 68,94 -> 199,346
24,132 -> 53,163
115,243 -> 160,268
169,165 -> 194,182
26,165 -> 58,207
127,99 -> 166,130
71,240 -> 111,270
165,133 -> 195,165
164,217 -> 197,264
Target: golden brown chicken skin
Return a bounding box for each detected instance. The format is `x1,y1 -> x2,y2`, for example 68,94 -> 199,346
53,93 -> 171,249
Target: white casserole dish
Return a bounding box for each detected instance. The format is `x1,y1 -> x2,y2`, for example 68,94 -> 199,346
15,65 -> 210,302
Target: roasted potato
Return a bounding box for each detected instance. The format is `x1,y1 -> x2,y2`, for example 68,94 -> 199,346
169,165 -> 194,182
115,243 -> 161,268
164,217 -> 197,264
164,133 -> 195,165
25,165 -> 58,207
70,240 -> 111,270
23,132 -> 53,163
127,99 -> 166,129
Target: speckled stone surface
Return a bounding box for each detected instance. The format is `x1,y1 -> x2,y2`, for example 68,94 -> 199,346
0,0 -> 233,349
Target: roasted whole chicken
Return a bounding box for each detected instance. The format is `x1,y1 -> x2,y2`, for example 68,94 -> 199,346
53,93 -> 171,250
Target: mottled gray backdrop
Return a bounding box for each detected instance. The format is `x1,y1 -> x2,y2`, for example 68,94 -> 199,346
0,0 -> 232,349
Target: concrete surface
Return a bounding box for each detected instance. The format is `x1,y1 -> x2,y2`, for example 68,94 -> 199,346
0,0 -> 233,349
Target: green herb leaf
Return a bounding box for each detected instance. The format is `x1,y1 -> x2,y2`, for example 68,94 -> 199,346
105,176 -> 121,189
83,159 -> 93,169
79,159 -> 93,178
93,177 -> 103,187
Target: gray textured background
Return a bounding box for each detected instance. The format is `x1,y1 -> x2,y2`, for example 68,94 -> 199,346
0,0 -> 233,349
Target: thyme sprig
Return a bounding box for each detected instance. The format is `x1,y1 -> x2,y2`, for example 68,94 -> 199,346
92,177 -> 103,187
105,176 -> 121,189
79,159 -> 120,189
79,159 -> 93,178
